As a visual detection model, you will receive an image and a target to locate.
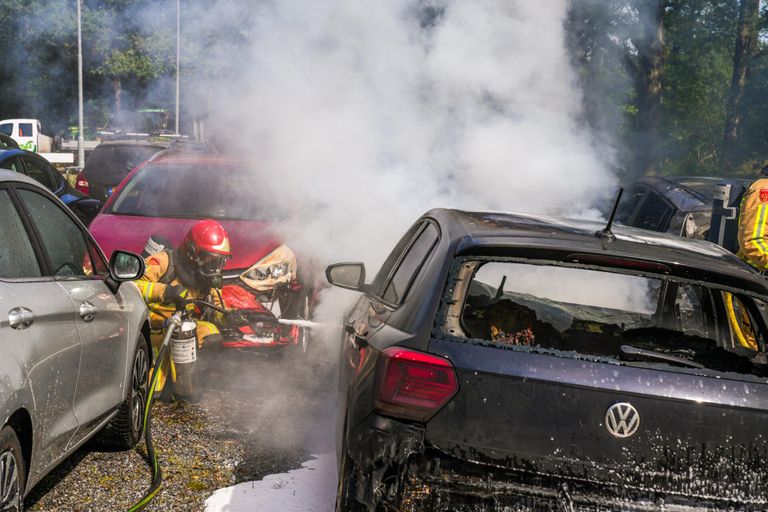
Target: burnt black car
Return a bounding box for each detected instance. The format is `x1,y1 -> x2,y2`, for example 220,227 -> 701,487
75,140 -> 169,201
616,176 -> 752,242
328,208 -> 768,511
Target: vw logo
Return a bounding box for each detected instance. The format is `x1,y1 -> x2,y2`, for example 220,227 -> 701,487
604,402 -> 640,438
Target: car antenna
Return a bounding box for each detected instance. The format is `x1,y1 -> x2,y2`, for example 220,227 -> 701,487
596,187 -> 624,242
493,275 -> 507,301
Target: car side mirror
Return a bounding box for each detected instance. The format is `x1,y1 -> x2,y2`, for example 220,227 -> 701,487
109,250 -> 145,282
326,262 -> 366,291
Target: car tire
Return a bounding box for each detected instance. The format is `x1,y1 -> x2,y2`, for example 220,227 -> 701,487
96,335 -> 150,449
0,425 -> 26,512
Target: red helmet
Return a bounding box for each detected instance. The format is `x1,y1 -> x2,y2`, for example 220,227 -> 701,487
183,219 -> 231,278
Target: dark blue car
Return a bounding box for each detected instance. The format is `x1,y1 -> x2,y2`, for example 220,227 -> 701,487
329,208 -> 768,511
0,149 -> 102,224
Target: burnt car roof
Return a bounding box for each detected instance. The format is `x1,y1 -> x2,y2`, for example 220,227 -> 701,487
426,208 -> 768,296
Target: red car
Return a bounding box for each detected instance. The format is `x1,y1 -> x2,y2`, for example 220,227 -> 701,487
89,152 -> 313,353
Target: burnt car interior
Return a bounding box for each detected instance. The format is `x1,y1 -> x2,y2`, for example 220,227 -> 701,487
447,258 -> 768,377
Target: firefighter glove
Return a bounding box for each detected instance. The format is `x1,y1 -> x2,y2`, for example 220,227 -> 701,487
232,311 -> 251,327
164,285 -> 188,308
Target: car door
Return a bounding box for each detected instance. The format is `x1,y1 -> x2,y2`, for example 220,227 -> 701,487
339,220 -> 440,443
14,186 -> 130,444
0,185 -> 82,477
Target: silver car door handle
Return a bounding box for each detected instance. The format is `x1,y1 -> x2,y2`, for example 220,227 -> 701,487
8,307 -> 34,330
79,302 -> 98,322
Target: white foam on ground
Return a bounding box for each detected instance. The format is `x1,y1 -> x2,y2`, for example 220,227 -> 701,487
204,452 -> 337,512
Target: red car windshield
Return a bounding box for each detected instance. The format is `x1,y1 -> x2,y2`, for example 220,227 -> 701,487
108,164 -> 278,221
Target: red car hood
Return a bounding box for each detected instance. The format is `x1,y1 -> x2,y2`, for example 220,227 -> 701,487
90,214 -> 283,270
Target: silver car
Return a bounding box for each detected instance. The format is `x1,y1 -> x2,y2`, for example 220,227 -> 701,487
0,170 -> 150,511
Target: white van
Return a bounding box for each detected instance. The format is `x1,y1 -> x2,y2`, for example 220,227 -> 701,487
0,118 -> 53,153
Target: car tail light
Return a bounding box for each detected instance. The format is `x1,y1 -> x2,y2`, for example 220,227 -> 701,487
75,171 -> 90,195
374,346 -> 458,422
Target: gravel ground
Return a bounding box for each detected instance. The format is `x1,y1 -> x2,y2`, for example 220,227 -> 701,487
26,351 -> 338,512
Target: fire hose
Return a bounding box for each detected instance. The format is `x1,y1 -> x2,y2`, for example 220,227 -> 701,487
124,309 -> 324,511
127,311 -> 182,512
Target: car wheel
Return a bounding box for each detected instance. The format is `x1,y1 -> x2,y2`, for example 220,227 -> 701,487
0,425 -> 25,512
96,334 -> 150,449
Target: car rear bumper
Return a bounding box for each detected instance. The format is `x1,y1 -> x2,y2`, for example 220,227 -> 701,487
345,415 -> 768,511
399,449 -> 768,512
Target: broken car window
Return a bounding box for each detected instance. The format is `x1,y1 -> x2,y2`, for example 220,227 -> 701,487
451,260 -> 768,377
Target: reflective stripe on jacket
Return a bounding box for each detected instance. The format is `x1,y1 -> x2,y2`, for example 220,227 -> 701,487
737,177 -> 768,270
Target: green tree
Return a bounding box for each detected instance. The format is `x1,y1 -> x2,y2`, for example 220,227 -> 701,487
722,0 -> 760,171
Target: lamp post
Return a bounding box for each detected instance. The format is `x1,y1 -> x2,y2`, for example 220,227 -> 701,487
76,0 -> 85,168
175,0 -> 180,134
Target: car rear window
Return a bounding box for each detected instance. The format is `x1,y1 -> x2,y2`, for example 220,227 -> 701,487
445,259 -> 768,378
109,163 -> 280,221
84,145 -> 163,179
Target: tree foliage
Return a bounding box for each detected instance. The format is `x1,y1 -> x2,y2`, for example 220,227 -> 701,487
0,0 -> 176,135
568,0 -> 768,178
0,0 -> 766,178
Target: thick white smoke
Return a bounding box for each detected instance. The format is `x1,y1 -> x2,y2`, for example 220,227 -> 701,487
192,0 -> 616,269
180,1 -> 620,503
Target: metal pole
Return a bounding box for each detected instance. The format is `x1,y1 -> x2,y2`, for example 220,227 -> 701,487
175,0 -> 180,134
77,0 -> 85,168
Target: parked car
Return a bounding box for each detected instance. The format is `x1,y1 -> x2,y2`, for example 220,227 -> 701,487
74,139 -> 169,202
89,152 -> 314,354
328,208 -> 768,511
0,133 -> 19,149
616,175 -> 752,240
0,149 -> 102,225
0,170 -> 150,511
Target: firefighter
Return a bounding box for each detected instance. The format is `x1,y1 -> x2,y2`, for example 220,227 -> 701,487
135,219 -> 232,351
737,166 -> 768,271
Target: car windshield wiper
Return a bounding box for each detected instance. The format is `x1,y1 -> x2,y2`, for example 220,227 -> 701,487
619,344 -> 704,369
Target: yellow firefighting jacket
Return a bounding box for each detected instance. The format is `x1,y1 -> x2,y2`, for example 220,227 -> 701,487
135,250 -> 222,347
737,177 -> 768,270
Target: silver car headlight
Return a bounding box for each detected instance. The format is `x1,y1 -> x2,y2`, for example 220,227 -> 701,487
240,244 -> 298,292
